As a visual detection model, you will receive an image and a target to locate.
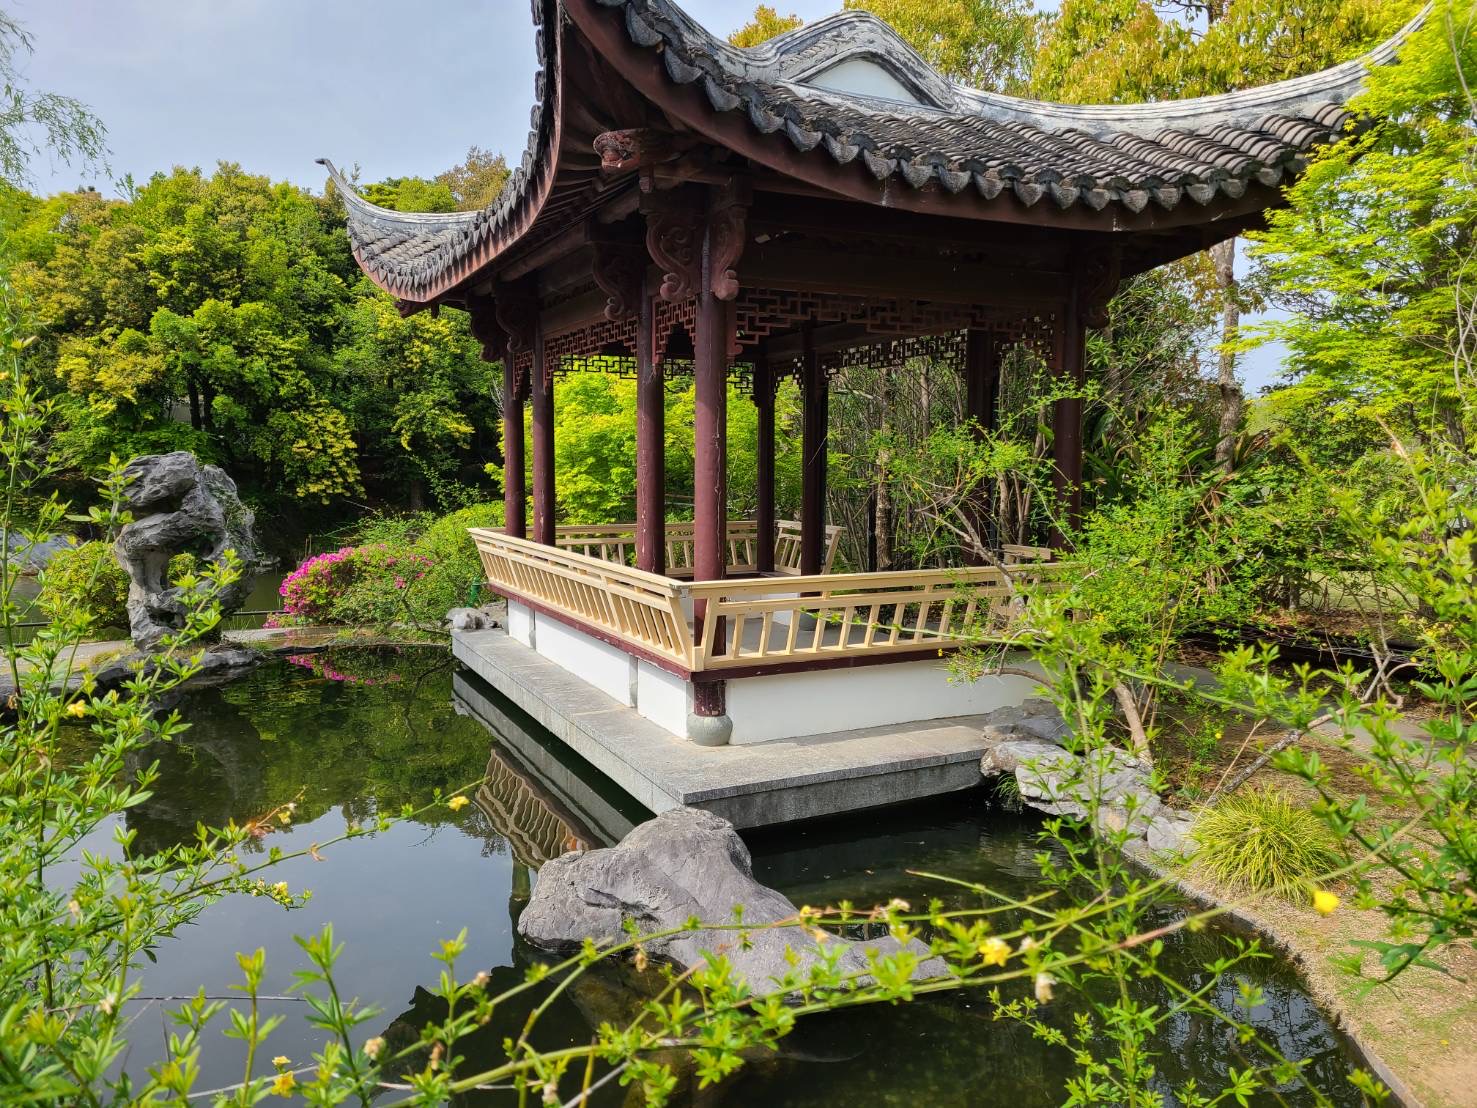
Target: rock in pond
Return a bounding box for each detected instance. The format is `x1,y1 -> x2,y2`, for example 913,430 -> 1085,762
5,531 -> 78,573
518,807 -> 947,996
979,698 -> 1195,852
114,452 -> 259,651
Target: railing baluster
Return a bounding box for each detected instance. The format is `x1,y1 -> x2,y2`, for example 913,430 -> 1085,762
471,529 -> 1056,676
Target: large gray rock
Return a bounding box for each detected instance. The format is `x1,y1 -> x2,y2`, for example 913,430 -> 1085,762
113,452 -> 259,651
980,698 -> 1191,848
1145,810 -> 1197,856
518,808 -> 947,996
980,698 -> 1071,747
5,532 -> 78,573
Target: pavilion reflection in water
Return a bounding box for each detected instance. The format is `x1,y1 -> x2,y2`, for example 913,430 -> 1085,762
454,669 -> 649,869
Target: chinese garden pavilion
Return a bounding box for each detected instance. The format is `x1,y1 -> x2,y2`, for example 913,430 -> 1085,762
325,0 -> 1416,754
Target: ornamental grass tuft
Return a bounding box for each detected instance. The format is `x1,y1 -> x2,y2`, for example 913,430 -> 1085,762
1190,787 -> 1342,902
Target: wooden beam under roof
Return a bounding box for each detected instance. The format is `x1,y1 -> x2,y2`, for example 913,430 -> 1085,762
736,242 -> 1071,306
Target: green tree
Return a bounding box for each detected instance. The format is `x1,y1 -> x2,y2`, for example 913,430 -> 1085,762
729,5 -> 804,47
435,145 -> 511,211
359,175 -> 457,213
1032,0 -> 1419,470
6,161 -> 503,523
1244,0 -> 1477,447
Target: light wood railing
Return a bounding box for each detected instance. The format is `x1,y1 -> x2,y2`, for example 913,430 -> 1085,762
472,528 -> 1061,676
684,563 -> 1064,671
469,529 -> 694,670
554,519 -> 841,578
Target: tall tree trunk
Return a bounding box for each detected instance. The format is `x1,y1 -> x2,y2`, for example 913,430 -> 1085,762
186,377 -> 202,431
1211,237 -> 1242,471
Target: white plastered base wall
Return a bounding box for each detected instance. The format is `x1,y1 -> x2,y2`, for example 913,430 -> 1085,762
504,601 -> 1036,744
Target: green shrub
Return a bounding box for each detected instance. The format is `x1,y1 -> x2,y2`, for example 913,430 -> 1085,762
1190,787 -> 1342,901
39,540 -> 128,631
277,503 -> 504,631
39,542 -> 201,634
411,501 -> 503,612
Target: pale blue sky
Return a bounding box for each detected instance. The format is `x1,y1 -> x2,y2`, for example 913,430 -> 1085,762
16,0 -> 1287,390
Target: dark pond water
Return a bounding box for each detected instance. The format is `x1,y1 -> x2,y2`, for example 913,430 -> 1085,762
76,649 -> 1362,1105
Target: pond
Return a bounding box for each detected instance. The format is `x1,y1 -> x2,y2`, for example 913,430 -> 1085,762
79,649 -> 1363,1105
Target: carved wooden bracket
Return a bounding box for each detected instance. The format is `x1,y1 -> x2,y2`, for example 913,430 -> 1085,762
707,195 -> 748,302
750,358 -> 781,406
465,293 -> 504,362
591,239 -> 646,322
642,197 -> 703,303
1079,246 -> 1123,330
494,281 -> 539,354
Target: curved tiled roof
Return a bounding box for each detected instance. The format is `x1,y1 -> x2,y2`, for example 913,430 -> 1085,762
322,0 -> 562,302
325,0 -> 1423,305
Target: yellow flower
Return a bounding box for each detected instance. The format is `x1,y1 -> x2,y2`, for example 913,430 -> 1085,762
1312,888 -> 1340,916
271,881 -> 290,899
272,1056 -> 290,1068
447,795 -> 470,812
363,1036 -> 384,1059
271,1070 -> 296,1096
66,701 -> 87,718
978,937 -> 1011,967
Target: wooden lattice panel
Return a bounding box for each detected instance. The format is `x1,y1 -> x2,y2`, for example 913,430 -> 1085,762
653,296 -> 698,365
544,314 -> 638,381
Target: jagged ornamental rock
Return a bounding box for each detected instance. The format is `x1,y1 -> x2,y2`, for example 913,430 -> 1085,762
1145,810 -> 1197,856
518,807 -> 946,996
979,699 -> 1186,846
979,698 -> 1070,747
113,452 -> 259,651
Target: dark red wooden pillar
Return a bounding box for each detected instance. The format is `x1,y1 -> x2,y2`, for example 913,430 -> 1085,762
1051,291 -> 1087,549
690,212 -> 737,739
753,353 -> 776,574
693,234 -> 730,589
635,277 -> 665,575
530,323 -> 556,546
502,358 -> 526,539
799,332 -> 828,576
964,328 -> 1000,562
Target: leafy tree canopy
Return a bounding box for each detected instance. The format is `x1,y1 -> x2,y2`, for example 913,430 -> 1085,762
6,163 -> 496,529
1030,0 -> 1419,102
1244,0 -> 1477,446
